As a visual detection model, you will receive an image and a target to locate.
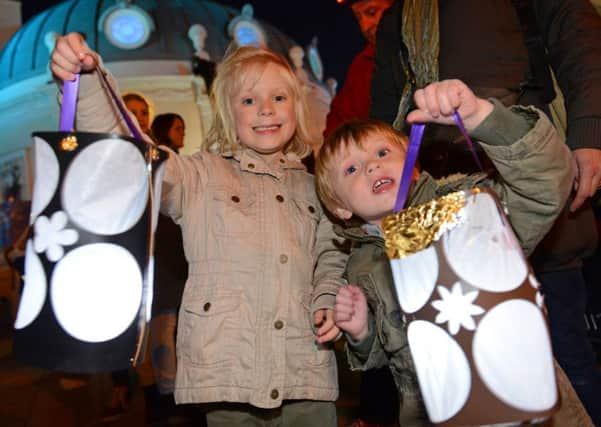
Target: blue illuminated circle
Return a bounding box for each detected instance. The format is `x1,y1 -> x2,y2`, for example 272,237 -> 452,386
111,15 -> 144,45
234,22 -> 265,47
103,7 -> 153,49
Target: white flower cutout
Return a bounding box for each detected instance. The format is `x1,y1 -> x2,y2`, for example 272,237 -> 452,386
34,211 -> 79,262
432,281 -> 485,335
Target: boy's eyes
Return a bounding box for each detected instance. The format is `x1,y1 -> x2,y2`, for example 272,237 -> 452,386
242,98 -> 254,105
274,94 -> 286,102
344,165 -> 357,175
377,148 -> 390,158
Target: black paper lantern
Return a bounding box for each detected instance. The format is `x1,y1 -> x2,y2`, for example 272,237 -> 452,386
13,130 -> 167,373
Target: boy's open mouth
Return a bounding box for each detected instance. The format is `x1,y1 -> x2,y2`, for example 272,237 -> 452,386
373,177 -> 394,193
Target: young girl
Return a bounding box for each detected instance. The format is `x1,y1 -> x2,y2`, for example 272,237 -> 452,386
123,92 -> 151,134
51,33 -> 346,426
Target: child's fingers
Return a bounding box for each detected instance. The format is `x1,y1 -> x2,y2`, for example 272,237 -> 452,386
50,52 -> 80,81
422,84 -> 441,118
334,303 -> 354,322
314,308 -> 335,329
55,36 -> 84,66
335,290 -> 353,306
405,109 -> 430,124
347,285 -> 365,299
446,80 -> 463,111
316,325 -> 341,344
337,285 -> 353,298
436,84 -> 456,116
313,309 -> 325,327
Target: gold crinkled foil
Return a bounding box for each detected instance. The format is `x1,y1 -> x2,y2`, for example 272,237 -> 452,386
383,191 -> 466,259
59,135 -> 78,151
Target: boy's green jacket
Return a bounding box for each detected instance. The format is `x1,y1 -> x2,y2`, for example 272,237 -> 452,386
336,103 -> 574,426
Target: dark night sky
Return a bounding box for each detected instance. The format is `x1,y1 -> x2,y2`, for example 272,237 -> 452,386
19,0 -> 365,85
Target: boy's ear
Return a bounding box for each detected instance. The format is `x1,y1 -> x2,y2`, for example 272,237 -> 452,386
334,206 -> 353,221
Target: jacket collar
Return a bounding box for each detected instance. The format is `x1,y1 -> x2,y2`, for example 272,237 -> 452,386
222,148 -> 306,178
334,172 -> 439,244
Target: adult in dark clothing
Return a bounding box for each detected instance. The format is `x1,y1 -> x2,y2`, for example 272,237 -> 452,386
148,113 -> 203,426
369,1 -> 601,424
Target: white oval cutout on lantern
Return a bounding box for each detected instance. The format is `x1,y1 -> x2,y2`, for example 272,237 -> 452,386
50,243 -> 143,342
62,138 -> 148,235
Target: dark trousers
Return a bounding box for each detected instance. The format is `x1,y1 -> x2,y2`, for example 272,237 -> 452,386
359,366 -> 399,424
539,268 -> 601,426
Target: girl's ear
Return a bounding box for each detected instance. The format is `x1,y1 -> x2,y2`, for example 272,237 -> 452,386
334,206 -> 353,221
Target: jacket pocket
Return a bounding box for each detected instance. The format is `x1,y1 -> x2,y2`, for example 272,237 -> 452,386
179,293 -> 240,367
211,186 -> 257,238
287,292 -> 336,377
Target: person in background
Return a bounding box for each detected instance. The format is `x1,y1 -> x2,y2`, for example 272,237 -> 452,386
369,1 -> 601,423
324,1 -> 398,426
123,93 -> 151,134
324,0 -> 393,138
102,93 -> 155,423
148,113 -> 202,425
151,113 -> 185,152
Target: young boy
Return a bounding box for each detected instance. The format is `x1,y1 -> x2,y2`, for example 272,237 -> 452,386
315,79 -> 592,426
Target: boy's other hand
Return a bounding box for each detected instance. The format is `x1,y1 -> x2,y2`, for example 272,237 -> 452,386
51,32 -> 99,81
314,308 -> 340,344
407,79 -> 493,131
335,285 -> 369,342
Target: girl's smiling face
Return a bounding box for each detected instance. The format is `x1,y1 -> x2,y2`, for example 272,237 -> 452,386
331,133 -> 409,226
232,63 -> 297,159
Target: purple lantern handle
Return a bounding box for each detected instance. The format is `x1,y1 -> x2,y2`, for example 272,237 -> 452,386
392,111 -> 483,213
58,70 -> 144,141
59,76 -> 80,132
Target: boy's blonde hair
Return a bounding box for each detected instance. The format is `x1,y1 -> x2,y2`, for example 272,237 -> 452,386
204,46 -> 314,158
315,119 -> 409,215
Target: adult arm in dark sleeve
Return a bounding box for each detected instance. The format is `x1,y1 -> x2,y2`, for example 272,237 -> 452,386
369,1 -> 405,124
532,0 -> 601,210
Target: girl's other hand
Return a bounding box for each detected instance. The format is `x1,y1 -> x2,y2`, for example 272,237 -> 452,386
50,32 -> 99,81
314,308 -> 340,344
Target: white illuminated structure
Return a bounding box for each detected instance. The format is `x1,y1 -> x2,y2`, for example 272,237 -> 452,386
100,3 -> 154,50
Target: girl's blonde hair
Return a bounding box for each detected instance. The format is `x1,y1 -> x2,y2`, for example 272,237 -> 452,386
204,46 -> 314,158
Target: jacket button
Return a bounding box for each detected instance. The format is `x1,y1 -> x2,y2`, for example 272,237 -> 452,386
270,389 -> 279,399
203,302 -> 211,312
231,195 -> 240,203
276,195 -> 284,202
248,163 -> 255,169
308,205 -> 315,213
279,254 -> 288,264
274,320 -> 284,330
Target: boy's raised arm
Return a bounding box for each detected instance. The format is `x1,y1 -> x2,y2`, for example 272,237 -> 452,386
406,79 -> 493,130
